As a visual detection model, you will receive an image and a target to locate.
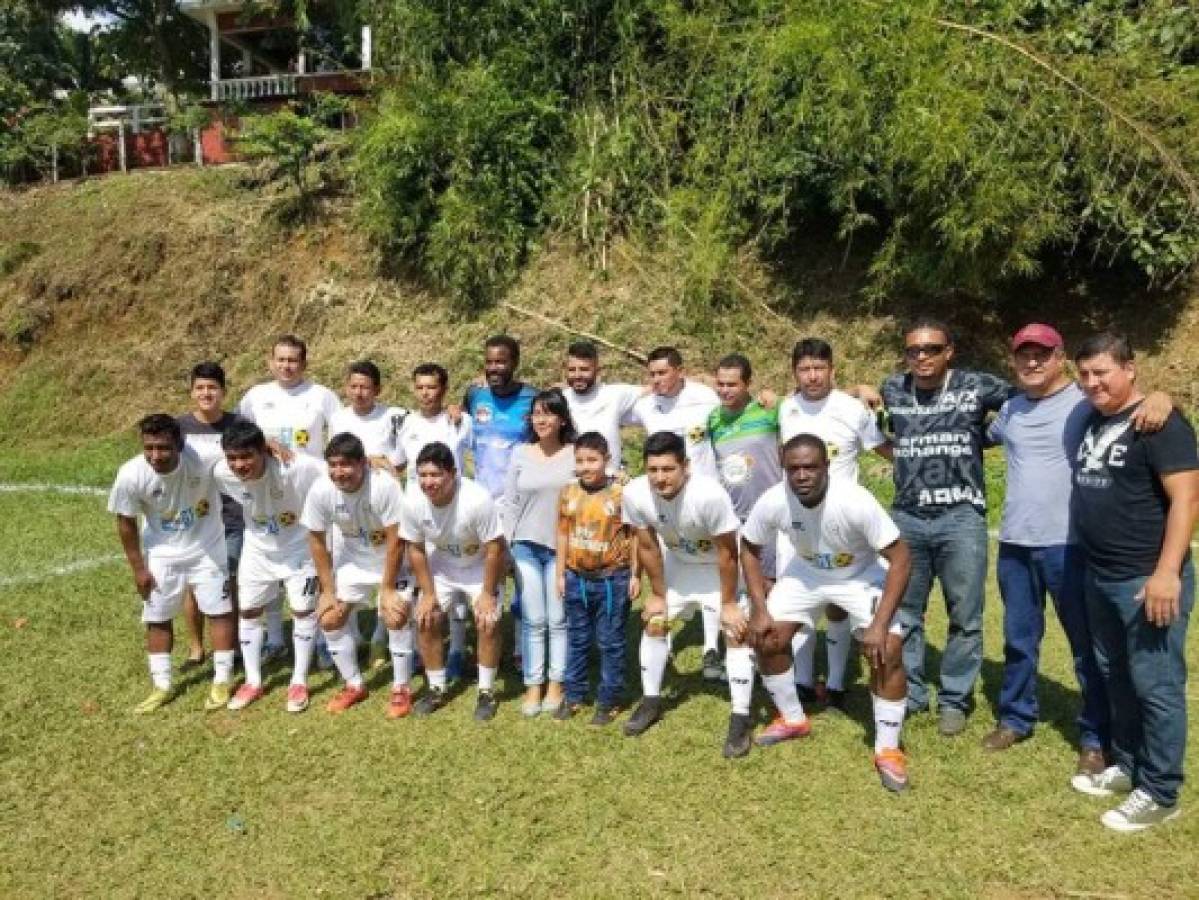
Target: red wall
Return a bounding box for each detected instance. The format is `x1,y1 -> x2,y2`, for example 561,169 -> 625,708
90,127 -> 170,174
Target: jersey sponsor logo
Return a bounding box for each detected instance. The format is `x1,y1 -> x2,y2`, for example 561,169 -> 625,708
439,541 -> 480,558
195,499 -> 210,518
802,551 -> 854,570
917,485 -> 984,507
474,404 -> 494,424
664,535 -> 713,556
159,507 -> 197,532
720,453 -> 753,485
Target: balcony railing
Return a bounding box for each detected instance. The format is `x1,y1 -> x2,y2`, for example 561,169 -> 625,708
214,74 -> 298,101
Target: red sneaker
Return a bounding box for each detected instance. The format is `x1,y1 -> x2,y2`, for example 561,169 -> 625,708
286,684 -> 310,714
874,748 -> 909,793
386,685 -> 413,720
227,683 -> 264,711
326,684 -> 368,714
754,715 -> 812,747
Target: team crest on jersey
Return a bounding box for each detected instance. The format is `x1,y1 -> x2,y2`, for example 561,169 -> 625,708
463,542 -> 480,557
294,429 -> 310,448
369,529 -> 386,546
695,538 -> 713,554
827,443 -> 840,458
195,499 -> 210,517
475,404 -> 493,424
687,426 -> 706,445
278,511 -> 297,527
833,552 -> 854,567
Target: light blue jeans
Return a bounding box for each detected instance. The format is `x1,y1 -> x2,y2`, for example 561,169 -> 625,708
514,540 -> 566,686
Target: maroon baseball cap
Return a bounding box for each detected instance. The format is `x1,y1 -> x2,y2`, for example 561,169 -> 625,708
1011,323 -> 1064,351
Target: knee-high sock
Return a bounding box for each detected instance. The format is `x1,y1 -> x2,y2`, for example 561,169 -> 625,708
148,652 -> 172,691
291,615 -> 317,686
792,628 -> 815,687
639,632 -> 670,697
212,650 -> 235,685
324,626 -> 363,689
873,694 -> 907,753
389,625 -> 414,687
726,646 -> 755,715
763,670 -> 807,724
239,616 -> 265,687
825,618 -> 852,691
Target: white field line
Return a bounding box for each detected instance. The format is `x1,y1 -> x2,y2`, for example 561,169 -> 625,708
0,482 -> 108,497
0,482 -> 118,587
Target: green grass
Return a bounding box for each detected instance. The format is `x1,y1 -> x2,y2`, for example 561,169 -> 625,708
1,451 -> 1197,898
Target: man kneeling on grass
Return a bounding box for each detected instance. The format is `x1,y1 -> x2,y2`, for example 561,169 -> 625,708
301,433 -> 413,717
401,442 -> 506,721
738,434 -> 913,792
109,414 -> 235,713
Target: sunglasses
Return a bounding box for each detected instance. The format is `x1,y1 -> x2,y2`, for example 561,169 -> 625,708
904,343 -> 948,360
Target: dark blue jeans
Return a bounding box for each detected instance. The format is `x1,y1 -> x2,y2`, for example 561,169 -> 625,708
563,569 -> 631,708
1085,563 -> 1193,806
894,505 -> 988,714
996,543 -> 1109,749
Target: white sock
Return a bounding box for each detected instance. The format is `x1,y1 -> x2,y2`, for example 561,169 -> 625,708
212,650 -> 235,685
291,615 -> 317,686
148,652 -> 172,691
427,668 -> 447,691
265,599 -> 284,647
792,628 -> 815,687
239,616 -> 265,687
825,618 -> 852,691
726,646 -> 755,716
324,626 -> 363,689
763,671 -> 807,724
449,616 -> 467,655
388,626 -> 414,687
701,605 -> 720,654
478,665 -> 497,692
639,632 -> 670,697
873,694 -> 907,753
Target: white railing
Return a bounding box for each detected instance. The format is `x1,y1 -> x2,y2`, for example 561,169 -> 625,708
214,74 -> 298,102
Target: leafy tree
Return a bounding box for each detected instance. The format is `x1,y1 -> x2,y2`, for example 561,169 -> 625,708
235,101 -> 329,192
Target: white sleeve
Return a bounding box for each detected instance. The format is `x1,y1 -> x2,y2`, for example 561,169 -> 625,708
107,467 -> 141,518
320,386 -> 341,426
621,481 -> 651,528
300,482 -> 334,533
294,457 -> 324,499
212,462 -> 241,500
377,477 -> 405,528
740,492 -> 776,547
236,388 -> 257,422
399,494 -> 424,544
387,408 -> 409,466
618,384 -> 643,425
393,421 -> 410,469
853,488 -> 901,552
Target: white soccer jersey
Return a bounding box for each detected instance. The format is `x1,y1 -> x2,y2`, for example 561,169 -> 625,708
399,476 -> 502,577
395,410 -> 473,475
329,404 -> 409,466
622,473 -> 740,568
778,389 -> 885,483
214,455 -> 324,559
300,468 -> 405,571
237,380 -> 341,458
107,447 -> 225,565
564,382 -> 642,469
742,481 -> 899,585
631,381 -> 720,477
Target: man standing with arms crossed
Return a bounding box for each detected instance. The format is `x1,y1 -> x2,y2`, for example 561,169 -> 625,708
1069,333 -> 1197,832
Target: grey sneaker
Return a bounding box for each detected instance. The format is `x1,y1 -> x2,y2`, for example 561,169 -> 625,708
938,708 -> 967,737
1101,788 -> 1180,833
1071,765 -> 1133,797
474,690 -> 499,722
702,649 -> 725,682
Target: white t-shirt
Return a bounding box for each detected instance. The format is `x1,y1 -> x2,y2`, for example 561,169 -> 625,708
631,380 -> 720,477
214,455 -> 324,559
395,410 -> 473,475
742,481 -> 899,585
564,382 -> 642,469
621,473 -> 739,568
107,447 -> 225,565
400,476 -> 503,576
300,468 -> 405,571
329,404 -> 409,466
237,380 -> 341,458
778,389 -> 885,483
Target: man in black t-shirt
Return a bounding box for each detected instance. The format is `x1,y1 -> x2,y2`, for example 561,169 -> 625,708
1068,333 -> 1198,833
879,318 -> 1012,735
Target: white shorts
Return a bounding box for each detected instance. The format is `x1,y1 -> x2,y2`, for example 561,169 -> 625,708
239,548 -> 318,613
336,562 -> 416,606
662,564 -> 725,623
143,558 -> 230,624
431,569 -> 486,614
766,568 -> 901,637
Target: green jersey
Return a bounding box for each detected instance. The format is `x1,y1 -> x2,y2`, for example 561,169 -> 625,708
707,400 -> 783,519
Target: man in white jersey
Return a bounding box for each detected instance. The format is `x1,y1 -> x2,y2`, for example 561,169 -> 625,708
561,340 -> 642,472
109,415 -> 233,713
621,432 -> 749,755
328,360 -> 409,475
402,442 -> 506,722
301,433 -> 412,716
739,435 -> 913,792
214,421 -> 324,713
237,334 -> 340,660
778,337 -> 891,710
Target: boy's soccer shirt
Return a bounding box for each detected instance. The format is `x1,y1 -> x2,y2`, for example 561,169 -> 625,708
301,468 -> 405,571
559,480 -> 634,573
238,379 -> 341,458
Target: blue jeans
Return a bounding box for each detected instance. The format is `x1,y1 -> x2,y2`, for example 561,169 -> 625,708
1085,564 -> 1192,806
894,505 -> 988,713
563,569 -> 631,708
996,543 -> 1109,749
513,541 -> 565,686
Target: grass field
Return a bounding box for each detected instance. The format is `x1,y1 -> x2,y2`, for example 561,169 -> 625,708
2,445 -> 1197,899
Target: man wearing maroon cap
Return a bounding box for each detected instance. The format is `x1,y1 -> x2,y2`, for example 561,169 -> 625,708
983,323 -> 1170,775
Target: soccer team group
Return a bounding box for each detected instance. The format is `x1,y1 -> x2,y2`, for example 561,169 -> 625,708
108,319 -> 1197,831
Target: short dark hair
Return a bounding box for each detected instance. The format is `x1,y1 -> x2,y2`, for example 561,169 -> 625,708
485,334 -> 520,365
347,360 -> 382,389
273,333 -> 308,362
647,346 -> 684,368
528,388 -> 577,444
1075,332 -> 1134,366
416,441 -> 456,472
138,413 -> 183,449
644,430 -> 686,463
791,338 -> 833,368
221,420 -> 267,454
413,362 -> 449,388
781,433 -> 829,463
567,340 -> 599,362
190,361 -> 226,389
716,353 -> 752,382
903,317 -> 954,346
325,432 -> 365,462
575,431 -> 609,456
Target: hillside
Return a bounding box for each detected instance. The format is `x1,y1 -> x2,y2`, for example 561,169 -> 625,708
1,166 -> 1198,462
